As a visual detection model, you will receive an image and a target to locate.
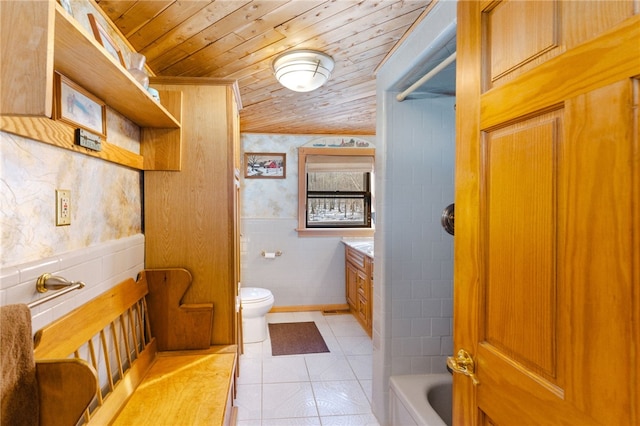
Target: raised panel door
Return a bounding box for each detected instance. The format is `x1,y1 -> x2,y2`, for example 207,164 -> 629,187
454,1 -> 639,424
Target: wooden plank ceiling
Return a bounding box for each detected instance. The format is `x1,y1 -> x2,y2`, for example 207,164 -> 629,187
95,0 -> 431,135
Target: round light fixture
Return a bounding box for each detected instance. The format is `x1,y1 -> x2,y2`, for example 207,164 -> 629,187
272,49 -> 334,92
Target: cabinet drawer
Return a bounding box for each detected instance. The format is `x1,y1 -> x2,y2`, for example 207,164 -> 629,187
346,247 -> 366,270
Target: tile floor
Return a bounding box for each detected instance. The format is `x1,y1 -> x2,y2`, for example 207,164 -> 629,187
234,311 -> 380,426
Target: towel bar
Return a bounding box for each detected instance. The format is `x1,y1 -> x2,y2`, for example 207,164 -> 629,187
27,274 -> 85,309
36,273 -> 85,293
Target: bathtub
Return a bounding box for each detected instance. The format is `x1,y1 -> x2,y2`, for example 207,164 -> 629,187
389,374 -> 452,426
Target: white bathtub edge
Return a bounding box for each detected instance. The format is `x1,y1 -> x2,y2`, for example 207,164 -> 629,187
389,374 -> 452,426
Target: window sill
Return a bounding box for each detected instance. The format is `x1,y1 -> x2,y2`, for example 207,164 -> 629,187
296,228 -> 375,237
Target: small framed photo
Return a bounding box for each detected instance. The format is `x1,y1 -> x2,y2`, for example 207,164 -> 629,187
87,13 -> 126,67
245,152 -> 286,179
54,72 -> 107,138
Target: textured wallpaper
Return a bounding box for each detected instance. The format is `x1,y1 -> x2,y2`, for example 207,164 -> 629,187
0,131 -> 141,268
0,0 -> 143,268
241,134 -> 302,219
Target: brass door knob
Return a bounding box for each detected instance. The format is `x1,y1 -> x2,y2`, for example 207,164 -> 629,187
447,349 -> 479,385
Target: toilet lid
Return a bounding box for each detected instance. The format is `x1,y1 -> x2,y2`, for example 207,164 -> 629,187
241,287 -> 273,303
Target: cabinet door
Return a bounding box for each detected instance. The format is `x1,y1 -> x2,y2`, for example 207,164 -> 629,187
357,269 -> 372,333
356,292 -> 369,328
345,261 -> 358,308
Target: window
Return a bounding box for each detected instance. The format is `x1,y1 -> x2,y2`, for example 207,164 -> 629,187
297,147 -> 375,236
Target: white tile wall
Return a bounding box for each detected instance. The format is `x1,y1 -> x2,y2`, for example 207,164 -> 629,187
384,95 -> 455,370
373,1 -> 457,422
241,218 -> 346,307
373,95 -> 455,423
0,234 -> 145,332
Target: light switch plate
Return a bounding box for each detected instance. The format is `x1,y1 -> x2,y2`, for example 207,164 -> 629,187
56,189 -> 71,226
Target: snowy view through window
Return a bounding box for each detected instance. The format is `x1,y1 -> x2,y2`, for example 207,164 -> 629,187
307,171 -> 370,227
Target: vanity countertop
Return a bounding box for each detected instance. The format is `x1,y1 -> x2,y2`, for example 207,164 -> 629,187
342,238 -> 374,258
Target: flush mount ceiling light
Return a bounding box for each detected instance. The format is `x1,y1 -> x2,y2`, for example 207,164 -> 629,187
272,49 -> 334,92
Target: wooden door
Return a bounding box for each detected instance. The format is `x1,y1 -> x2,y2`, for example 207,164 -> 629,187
453,1 -> 639,425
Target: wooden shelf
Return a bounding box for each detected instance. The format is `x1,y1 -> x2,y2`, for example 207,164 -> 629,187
0,116 -> 144,169
0,1 -> 182,171
53,5 -> 179,129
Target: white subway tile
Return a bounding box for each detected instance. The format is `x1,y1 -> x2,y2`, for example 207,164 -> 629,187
421,337 -> 441,356
410,318 -> 431,337
18,258 -> 60,284
0,266 -> 19,290
3,234 -> 145,329
431,318 -> 451,337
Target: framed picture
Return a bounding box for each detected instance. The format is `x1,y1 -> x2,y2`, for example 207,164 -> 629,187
245,152 -> 286,179
87,13 -> 126,67
54,72 -> 107,138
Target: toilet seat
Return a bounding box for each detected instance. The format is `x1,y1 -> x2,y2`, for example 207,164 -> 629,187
241,287 -> 273,304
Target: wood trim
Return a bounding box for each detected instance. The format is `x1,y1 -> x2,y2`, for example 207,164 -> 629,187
633,78 -> 640,424
269,304 -> 350,313
298,147 -> 375,157
0,115 -> 144,169
156,345 -> 238,357
374,0 -> 440,74
481,13 -> 640,130
150,76 -> 238,87
296,228 -> 374,238
454,1 -> 483,425
141,90 -> 183,170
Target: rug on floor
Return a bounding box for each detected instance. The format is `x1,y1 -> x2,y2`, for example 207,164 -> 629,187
268,321 -> 330,356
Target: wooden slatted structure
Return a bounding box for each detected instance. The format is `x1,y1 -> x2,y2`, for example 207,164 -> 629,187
33,271 -> 237,425
33,277 -> 155,423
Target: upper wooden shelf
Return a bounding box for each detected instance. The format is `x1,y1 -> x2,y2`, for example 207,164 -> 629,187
53,4 -> 179,129
0,1 -> 182,170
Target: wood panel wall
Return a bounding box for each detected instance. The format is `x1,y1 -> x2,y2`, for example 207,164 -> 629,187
144,77 -> 239,345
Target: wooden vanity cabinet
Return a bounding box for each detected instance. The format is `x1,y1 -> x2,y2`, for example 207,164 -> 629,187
144,77 -> 241,349
345,246 -> 373,336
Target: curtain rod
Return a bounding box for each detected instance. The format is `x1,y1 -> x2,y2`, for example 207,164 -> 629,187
396,51 -> 456,102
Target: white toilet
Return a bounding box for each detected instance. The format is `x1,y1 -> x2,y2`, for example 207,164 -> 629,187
241,287 -> 275,343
